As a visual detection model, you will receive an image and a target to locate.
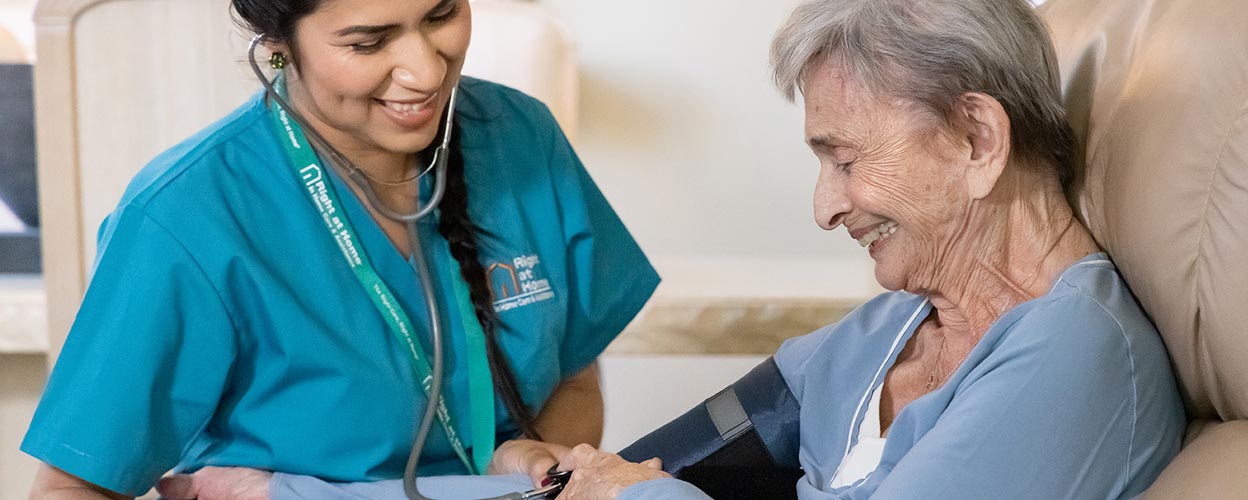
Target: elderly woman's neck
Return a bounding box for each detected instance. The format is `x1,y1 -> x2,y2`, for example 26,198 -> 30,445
924,165 -> 1100,336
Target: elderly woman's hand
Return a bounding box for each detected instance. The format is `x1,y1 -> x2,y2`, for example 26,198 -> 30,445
557,444 -> 669,500
155,466 -> 271,500
487,439 -> 572,486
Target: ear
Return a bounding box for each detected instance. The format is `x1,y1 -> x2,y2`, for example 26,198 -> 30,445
263,39 -> 293,68
954,92 -> 1011,200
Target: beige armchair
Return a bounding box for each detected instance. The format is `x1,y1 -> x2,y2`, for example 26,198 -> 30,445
1041,0 -> 1248,497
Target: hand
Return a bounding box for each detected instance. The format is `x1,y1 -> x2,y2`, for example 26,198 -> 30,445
487,439 -> 572,486
155,466 -> 272,500
557,444 -> 668,500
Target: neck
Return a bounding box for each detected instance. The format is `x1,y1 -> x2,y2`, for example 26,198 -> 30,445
915,163 -> 1100,337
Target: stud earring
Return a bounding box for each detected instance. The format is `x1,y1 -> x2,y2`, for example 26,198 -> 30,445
269,52 -> 288,70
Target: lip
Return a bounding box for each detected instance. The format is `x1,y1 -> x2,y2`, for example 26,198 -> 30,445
867,227 -> 893,257
847,220 -> 888,240
375,93 -> 439,129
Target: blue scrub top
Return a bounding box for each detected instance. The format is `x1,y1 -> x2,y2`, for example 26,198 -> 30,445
613,254 -> 1185,500
21,77 -> 660,497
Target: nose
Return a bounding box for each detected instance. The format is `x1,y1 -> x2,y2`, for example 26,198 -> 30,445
814,167 -> 852,231
390,36 -> 447,93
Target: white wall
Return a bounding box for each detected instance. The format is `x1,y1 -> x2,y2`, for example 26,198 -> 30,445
0,0 -> 34,60
541,0 -> 874,297
599,354 -> 767,451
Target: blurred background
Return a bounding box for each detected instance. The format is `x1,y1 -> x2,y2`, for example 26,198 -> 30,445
0,0 -> 1039,497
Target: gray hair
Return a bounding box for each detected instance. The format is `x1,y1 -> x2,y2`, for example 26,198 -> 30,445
770,0 -> 1076,187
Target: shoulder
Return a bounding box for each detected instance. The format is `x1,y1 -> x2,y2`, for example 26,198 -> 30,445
980,256 -> 1171,390
456,77 -> 561,143
117,92 -> 277,213
782,292 -> 928,352
1007,258 -> 1152,352
777,292 -> 927,383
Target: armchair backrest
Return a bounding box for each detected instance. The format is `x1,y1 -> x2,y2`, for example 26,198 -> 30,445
1040,0 -> 1248,495
1043,0 -> 1248,426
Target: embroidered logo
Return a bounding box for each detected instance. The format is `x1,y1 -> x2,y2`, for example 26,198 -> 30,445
488,254 -> 555,312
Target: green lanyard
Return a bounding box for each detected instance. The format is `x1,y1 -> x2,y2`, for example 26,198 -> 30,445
265,77 -> 495,474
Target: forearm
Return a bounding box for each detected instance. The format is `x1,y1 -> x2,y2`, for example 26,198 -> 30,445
534,362 -> 604,448
30,465 -> 131,500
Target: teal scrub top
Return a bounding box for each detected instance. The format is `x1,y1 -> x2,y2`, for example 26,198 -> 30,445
21,77 -> 660,497
612,254 -> 1184,500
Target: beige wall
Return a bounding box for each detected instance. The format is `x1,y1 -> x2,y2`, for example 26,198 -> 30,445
1,3 -> 39,499
0,355 -> 45,500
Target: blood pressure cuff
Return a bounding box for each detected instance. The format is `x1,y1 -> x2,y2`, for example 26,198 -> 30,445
618,357 -> 802,500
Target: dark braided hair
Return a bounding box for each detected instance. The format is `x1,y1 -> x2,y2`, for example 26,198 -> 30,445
440,123 -> 543,441
232,0 -> 543,443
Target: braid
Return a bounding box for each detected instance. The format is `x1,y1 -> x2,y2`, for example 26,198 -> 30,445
438,122 -> 544,442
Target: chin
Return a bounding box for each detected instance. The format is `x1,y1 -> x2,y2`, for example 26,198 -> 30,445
375,132 -> 440,155
874,268 -> 907,292
870,253 -> 909,292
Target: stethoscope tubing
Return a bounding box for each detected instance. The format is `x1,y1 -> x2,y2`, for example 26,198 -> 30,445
247,34 -> 528,500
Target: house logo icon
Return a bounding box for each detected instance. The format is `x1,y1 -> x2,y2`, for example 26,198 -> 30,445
487,254 -> 556,312
487,262 -> 520,300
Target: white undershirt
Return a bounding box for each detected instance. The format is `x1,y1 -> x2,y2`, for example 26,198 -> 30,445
829,383 -> 888,488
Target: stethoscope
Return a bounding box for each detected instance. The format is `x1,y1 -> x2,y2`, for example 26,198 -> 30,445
247,35 -> 568,500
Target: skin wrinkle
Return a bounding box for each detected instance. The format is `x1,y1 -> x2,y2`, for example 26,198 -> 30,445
804,59 -> 1099,432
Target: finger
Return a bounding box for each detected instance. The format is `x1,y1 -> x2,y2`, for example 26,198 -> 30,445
155,474 -> 199,500
558,443 -> 600,470
527,454 -> 559,486
642,457 -> 664,471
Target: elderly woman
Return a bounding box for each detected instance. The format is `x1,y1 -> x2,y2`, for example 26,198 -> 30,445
145,0 -> 1184,499
554,0 -> 1185,499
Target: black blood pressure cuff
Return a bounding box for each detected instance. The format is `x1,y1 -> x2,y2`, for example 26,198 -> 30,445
618,357 -> 802,500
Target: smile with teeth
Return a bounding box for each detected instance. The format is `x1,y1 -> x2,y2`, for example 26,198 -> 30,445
380,99 -> 430,116
857,220 -> 898,248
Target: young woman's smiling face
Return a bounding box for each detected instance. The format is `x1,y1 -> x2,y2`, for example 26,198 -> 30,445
276,0 -> 471,165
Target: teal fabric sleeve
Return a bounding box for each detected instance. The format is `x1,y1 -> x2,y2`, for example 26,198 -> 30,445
544,113 -> 660,378
20,206 -> 238,496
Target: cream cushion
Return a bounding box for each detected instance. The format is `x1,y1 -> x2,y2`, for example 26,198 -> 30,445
1040,0 -> 1248,496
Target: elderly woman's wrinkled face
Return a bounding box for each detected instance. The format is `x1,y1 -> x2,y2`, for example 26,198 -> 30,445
803,61 -> 973,292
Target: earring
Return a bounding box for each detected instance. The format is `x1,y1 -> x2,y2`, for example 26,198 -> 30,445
269,52 -> 288,70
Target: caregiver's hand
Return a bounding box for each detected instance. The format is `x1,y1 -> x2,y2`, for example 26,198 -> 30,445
557,444 -> 668,500
156,466 -> 271,500
487,439 -> 571,487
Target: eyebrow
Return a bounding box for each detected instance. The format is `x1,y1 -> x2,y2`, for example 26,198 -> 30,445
332,0 -> 455,37
807,134 -> 849,149
333,24 -> 398,37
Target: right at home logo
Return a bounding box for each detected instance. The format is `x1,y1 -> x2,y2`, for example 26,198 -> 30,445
487,254 -> 555,313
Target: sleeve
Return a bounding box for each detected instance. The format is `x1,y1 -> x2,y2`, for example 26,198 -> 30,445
544,111 -> 661,377
269,473 -> 534,500
773,326 -> 836,402
617,478 -> 715,500
866,296 -> 1141,500
20,206 -> 237,496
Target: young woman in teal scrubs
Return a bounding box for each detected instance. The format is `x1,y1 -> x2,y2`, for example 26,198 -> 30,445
22,0 -> 659,498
